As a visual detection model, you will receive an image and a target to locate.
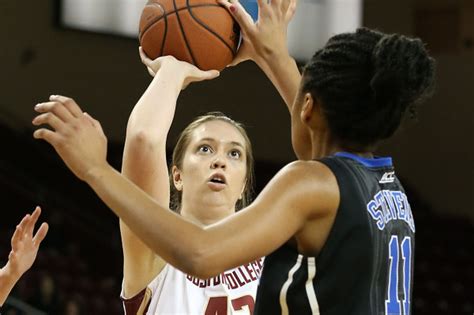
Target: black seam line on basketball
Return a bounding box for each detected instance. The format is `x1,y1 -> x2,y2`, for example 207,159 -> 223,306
139,3 -> 164,42
173,0 -> 198,66
138,3 -> 168,56
161,4 -> 168,56
139,5 -> 225,43
186,0 -> 237,56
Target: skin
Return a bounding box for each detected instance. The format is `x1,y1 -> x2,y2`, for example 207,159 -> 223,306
30,83 -> 344,279
217,0 -> 301,110
30,0 -> 370,281
173,120 -> 248,225
0,207 -> 48,306
119,0 -> 302,296
119,49 -> 224,297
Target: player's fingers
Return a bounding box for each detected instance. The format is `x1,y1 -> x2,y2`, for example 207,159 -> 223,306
17,214 -> 30,231
80,112 -> 96,128
33,222 -> 49,247
32,112 -> 65,131
33,128 -> 62,147
286,0 -> 297,21
49,95 -> 83,118
256,0 -> 271,16
83,113 -> 106,137
32,111 -> 65,131
83,112 -> 98,128
256,0 -> 268,8
83,112 -> 97,128
139,47 -> 151,63
11,215 -> 30,245
217,0 -> 234,14
279,0 -> 291,14
201,69 -> 220,80
217,0 -> 230,8
34,102 -> 75,122
25,206 -> 41,237
139,47 -> 154,67
218,0 -> 254,32
147,66 -> 156,77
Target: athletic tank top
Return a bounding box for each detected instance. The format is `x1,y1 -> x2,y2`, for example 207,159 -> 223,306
254,152 -> 415,315
123,258 -> 263,315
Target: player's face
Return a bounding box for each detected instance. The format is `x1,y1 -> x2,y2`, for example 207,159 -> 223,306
178,120 -> 248,211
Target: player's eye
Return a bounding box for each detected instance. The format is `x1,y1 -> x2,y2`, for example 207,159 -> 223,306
198,145 -> 213,154
229,149 -> 242,159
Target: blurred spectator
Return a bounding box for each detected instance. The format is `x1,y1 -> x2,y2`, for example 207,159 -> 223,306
28,273 -> 61,314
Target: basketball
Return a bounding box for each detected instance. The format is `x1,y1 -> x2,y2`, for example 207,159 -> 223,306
139,0 -> 240,71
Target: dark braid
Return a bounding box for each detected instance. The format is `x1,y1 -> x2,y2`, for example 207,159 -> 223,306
302,28 -> 436,147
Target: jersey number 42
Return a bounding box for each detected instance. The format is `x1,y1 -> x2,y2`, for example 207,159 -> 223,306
205,295 -> 255,315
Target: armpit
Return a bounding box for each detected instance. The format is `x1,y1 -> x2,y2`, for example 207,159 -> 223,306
121,287 -> 152,315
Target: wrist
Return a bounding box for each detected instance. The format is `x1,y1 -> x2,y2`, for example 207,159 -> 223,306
0,263 -> 20,285
153,63 -> 187,90
83,163 -> 114,186
256,50 -> 296,74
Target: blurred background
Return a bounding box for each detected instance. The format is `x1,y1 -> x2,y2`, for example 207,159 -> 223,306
0,0 -> 472,314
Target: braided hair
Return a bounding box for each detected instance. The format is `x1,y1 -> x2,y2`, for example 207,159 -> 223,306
301,28 -> 436,148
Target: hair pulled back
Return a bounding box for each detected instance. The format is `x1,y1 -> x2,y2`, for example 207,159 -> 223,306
302,28 -> 436,147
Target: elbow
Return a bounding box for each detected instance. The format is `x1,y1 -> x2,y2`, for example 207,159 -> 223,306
126,129 -> 151,144
126,115 -> 167,147
181,243 -> 220,279
125,130 -> 164,151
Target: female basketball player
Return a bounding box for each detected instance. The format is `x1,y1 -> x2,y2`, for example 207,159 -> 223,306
32,1 -> 436,314
119,53 -> 261,314
0,207 -> 48,308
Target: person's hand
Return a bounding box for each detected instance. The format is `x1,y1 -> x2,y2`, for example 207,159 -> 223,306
32,95 -> 109,182
3,207 -> 48,280
218,0 -> 297,67
139,48 -> 219,89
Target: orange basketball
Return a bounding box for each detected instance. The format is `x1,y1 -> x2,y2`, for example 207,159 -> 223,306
139,0 -> 240,71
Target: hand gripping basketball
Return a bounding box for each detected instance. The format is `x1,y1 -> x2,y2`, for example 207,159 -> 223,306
218,0 -> 297,67
139,47 -> 220,89
139,0 -> 240,71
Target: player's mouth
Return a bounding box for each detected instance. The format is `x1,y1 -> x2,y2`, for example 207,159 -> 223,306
207,173 -> 227,191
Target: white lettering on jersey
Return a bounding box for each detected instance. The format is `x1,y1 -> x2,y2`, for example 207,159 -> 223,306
379,171 -> 395,183
366,190 -> 415,232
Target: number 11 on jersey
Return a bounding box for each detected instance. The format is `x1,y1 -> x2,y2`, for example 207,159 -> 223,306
386,236 -> 412,315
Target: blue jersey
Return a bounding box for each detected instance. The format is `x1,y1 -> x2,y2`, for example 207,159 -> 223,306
254,152 -> 415,315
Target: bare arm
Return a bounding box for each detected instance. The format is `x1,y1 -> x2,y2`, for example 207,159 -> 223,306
32,58 -> 218,292
0,207 -> 48,306
86,160 -> 337,278
32,97 -> 338,278
257,53 -> 301,112
120,56 -> 182,298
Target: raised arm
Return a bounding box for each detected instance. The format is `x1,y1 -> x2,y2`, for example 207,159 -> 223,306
0,207 -> 48,306
32,101 -> 339,278
121,53 -> 220,297
119,51 -> 182,298
219,0 -> 302,111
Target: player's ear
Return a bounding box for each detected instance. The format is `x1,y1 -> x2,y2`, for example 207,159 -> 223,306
300,93 -> 315,124
172,165 -> 183,191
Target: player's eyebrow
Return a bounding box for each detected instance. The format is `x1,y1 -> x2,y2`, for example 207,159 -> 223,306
197,137 -> 245,149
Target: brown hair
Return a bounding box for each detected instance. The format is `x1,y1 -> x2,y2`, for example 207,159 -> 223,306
170,112 -> 255,212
